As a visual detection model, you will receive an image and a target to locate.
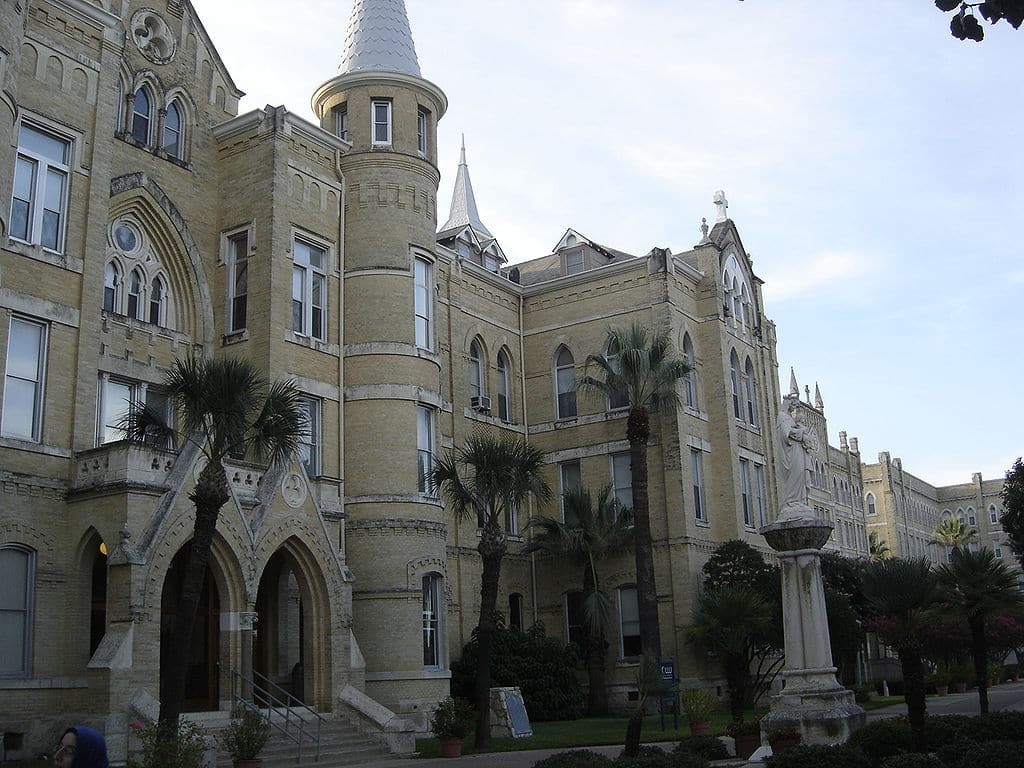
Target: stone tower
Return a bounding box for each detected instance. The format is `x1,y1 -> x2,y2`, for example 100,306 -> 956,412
311,0 -> 450,710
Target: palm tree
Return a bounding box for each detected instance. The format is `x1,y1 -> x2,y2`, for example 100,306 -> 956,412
686,586 -> 779,724
868,531 -> 891,561
861,558 -> 940,752
125,356 -> 304,733
525,485 -> 633,716
930,516 -> 978,559
578,323 -> 689,661
938,548 -> 1023,713
429,431 -> 550,750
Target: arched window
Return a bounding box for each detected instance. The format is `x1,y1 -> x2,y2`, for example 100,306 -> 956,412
682,333 -> 697,409
605,339 -> 629,411
421,573 -> 443,668
468,338 -> 485,404
104,261 -> 121,313
744,357 -> 758,426
131,86 -> 153,144
729,350 -> 741,419
496,349 -> 512,422
162,100 -> 183,158
554,346 -> 576,419
990,504 -> 999,524
0,544 -> 35,675
967,507 -> 976,527
149,275 -> 166,326
732,278 -> 742,324
741,285 -> 752,328
127,268 -> 143,319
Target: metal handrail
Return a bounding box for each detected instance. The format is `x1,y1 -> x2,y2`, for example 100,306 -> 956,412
231,668 -> 323,763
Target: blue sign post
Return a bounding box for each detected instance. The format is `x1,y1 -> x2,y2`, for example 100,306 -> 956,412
658,657 -> 680,731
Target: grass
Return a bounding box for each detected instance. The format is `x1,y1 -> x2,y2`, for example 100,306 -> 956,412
416,707 -> 767,757
859,695 -> 905,711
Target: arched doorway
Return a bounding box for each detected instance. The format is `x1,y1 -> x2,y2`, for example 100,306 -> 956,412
161,544 -> 221,711
255,549 -> 307,703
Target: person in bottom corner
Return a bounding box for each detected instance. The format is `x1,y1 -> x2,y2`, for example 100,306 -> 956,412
54,725 -> 109,768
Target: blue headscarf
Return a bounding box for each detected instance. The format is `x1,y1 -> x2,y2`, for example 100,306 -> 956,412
63,726 -> 109,768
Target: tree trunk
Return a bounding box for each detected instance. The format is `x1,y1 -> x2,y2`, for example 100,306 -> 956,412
899,650 -> 927,752
623,709 -> 643,757
627,406 -> 661,661
969,615 -> 989,714
726,654 -> 747,723
159,460 -> 230,733
582,563 -> 608,716
472,522 -> 507,750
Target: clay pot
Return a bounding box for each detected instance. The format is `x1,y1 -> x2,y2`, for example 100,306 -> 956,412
440,737 -> 463,758
733,733 -> 760,760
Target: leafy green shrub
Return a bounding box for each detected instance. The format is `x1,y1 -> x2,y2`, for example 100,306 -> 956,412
670,751 -> 710,768
765,744 -> 870,768
951,741 -> 1024,768
429,696 -> 474,739
532,749 -> 615,768
453,621 -> 584,721
846,718 -> 912,767
219,710 -> 269,761
616,745 -> 671,768
854,686 -> 874,704
672,736 -> 728,761
879,755 -> 943,768
132,720 -> 207,768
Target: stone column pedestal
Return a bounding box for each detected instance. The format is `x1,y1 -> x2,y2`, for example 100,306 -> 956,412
759,516 -> 865,746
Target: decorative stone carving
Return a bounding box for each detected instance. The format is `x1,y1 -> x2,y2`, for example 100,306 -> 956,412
713,189 -> 729,222
281,472 -> 307,508
776,394 -> 816,519
130,9 -> 176,65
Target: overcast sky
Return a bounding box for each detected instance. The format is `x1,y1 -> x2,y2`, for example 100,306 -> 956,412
191,0 -> 1022,487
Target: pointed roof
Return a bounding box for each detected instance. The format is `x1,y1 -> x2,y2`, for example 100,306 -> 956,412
789,368 -> 799,397
338,0 -> 421,77
439,137 -> 493,239
814,383 -> 824,410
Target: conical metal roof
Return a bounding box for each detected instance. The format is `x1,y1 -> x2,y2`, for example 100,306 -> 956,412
439,136 -> 493,239
338,0 -> 421,77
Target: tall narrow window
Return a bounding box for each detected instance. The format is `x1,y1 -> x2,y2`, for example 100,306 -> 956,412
0,545 -> 35,676
89,549 -> 108,656
740,458 -> 753,527
103,262 -> 121,313
417,107 -> 428,155
148,276 -> 166,326
292,238 -> 327,341
468,339 -> 485,403
606,341 -> 630,411
611,452 -> 633,521
967,507 -> 976,527
496,350 -> 512,422
417,406 -> 434,494
2,318 -> 48,441
990,505 -> 999,524
866,493 -> 876,516
132,86 -> 153,144
99,378 -> 133,444
413,257 -> 433,350
11,123 -> 71,251
554,346 -> 576,419
564,249 -> 584,275
298,397 -> 320,477
162,100 -> 182,158
422,573 -> 442,667
744,357 -> 758,426
729,350 -> 741,420
559,460 -> 581,520
127,268 -> 143,320
682,333 -> 697,409
371,99 -> 391,145
564,591 -> 584,648
754,463 -> 767,528
691,449 -> 707,522
509,593 -> 524,632
505,500 -> 519,536
228,231 -> 249,333
333,104 -> 348,141
618,586 -> 641,658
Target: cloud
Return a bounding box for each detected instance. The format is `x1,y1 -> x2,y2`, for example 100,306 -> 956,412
761,250 -> 878,302
1008,269 -> 1024,285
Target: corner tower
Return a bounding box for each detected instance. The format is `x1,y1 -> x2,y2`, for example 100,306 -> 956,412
312,1 -> 450,714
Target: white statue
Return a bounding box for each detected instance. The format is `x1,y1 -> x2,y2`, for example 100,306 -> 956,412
776,394 -> 815,518
713,190 -> 729,222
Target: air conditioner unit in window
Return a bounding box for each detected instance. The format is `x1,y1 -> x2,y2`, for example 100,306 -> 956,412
471,395 -> 491,413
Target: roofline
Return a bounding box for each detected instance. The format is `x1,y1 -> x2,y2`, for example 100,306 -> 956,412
312,70 -> 448,120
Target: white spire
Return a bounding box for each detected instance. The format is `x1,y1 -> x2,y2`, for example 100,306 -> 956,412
338,0 -> 421,77
440,136 -> 493,239
789,367 -> 799,397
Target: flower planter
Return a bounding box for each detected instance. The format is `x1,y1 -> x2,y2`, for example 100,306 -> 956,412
733,733 -> 760,760
440,737 -> 463,758
688,721 -> 710,737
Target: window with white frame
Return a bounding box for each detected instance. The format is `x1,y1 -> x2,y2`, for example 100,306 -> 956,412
105,222 -> 173,328
131,86 -> 154,144
559,460 -> 581,520
740,458 -> 753,527
618,586 -> 641,658
729,350 -> 742,420
417,107 -> 428,155
2,317 -> 48,442
995,543 -> 1003,559
691,449 -> 707,522
298,396 -> 320,477
744,357 -> 758,426
103,261 -> 120,312
611,452 -> 633,521
97,376 -> 170,446
127,268 -> 144,320
564,591 -> 584,648
754,463 -> 767,528
10,123 -> 71,252
990,504 -> 999,524
371,99 -> 392,145
0,545 -> 35,676
162,100 -> 183,158
422,573 -> 443,667
413,257 -> 433,350
333,103 -> 348,141
967,507 -> 976,527
469,338 -> 485,403
866,492 -> 876,515
564,248 -> 584,275
682,333 -> 697,409
292,237 -> 327,341
605,341 -> 630,411
149,275 -> 167,326
496,349 -> 512,422
554,346 -> 576,419
417,405 -> 434,494
227,230 -> 249,333
505,500 -> 520,536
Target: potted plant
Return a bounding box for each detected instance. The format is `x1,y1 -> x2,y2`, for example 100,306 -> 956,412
926,669 -> 950,696
950,664 -> 969,693
679,688 -> 717,737
988,661 -> 1003,687
430,696 -> 473,758
219,709 -> 270,768
766,725 -> 801,755
726,720 -> 761,760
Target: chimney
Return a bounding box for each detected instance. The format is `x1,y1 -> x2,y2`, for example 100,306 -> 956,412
839,431 -> 848,450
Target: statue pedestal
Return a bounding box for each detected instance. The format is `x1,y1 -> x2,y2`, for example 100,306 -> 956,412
759,517 -> 865,747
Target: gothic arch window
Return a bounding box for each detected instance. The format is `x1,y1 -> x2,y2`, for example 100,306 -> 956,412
103,260 -> 121,312
131,85 -> 154,144
468,337 -> 485,404
421,572 -> 443,669
162,99 -> 183,158
127,268 -> 144,319
967,507 -> 976,527
149,275 -> 167,326
681,333 -> 697,409
496,348 -> 512,423
990,504 -> 999,524
744,356 -> 758,426
732,278 -> 742,324
104,219 -> 174,329
729,350 -> 741,420
554,346 -> 576,419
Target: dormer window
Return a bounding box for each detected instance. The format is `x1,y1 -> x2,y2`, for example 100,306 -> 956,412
484,253 -> 499,272
372,99 -> 392,145
564,248 -> 584,275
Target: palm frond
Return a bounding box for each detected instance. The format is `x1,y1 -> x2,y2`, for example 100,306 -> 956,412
249,379 -> 305,470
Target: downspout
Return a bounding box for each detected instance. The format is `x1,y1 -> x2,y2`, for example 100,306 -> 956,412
335,150 -> 347,559
517,288 -> 538,625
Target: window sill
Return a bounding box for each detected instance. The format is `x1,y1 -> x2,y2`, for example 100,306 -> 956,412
222,329 -> 249,346
694,518 -> 710,528
116,132 -> 191,170
554,417 -> 578,428
0,436 -> 72,457
615,659 -> 641,668
286,332 -> 340,356
5,238 -> 83,272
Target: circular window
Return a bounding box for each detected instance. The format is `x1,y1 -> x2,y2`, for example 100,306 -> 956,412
114,224 -> 138,252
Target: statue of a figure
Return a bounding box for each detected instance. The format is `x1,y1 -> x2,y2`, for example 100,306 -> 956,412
776,394 -> 815,518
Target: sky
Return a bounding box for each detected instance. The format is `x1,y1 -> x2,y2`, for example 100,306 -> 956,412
190,0 -> 1022,487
